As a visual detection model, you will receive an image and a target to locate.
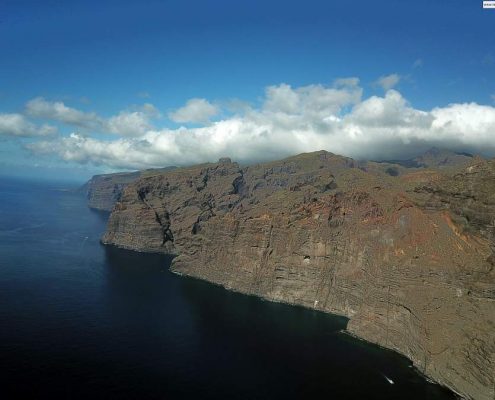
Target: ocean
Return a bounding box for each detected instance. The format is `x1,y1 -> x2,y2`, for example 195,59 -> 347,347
0,177 -> 455,399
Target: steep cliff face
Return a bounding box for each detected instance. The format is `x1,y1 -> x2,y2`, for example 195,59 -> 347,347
416,159 -> 495,245
102,151 -> 495,400
83,167 -> 177,211
83,172 -> 140,211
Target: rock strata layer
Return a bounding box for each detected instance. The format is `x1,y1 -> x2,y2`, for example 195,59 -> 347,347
101,151 -> 495,400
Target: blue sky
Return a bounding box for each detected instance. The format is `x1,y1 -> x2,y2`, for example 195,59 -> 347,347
1,0 -> 494,181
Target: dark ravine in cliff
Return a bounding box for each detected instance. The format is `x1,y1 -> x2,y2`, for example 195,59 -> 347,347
96,150 -> 494,400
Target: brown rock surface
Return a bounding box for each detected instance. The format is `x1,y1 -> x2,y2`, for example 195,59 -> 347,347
101,151 -> 495,400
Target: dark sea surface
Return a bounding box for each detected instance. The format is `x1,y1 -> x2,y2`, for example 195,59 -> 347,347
0,177 -> 456,399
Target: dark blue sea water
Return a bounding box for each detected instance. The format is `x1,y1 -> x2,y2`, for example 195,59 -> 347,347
0,177 -> 456,399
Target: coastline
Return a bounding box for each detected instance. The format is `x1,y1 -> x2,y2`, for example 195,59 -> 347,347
104,239 -> 462,399
169,259 -> 464,399
94,151 -> 494,400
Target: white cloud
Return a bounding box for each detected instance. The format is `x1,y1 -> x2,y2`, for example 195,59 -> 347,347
431,103 -> 495,142
28,133 -> 140,169
0,113 -> 56,137
26,97 -> 102,129
105,111 -> 152,137
375,74 -> 401,91
102,104 -> 159,136
25,97 -> 159,137
264,80 -> 362,119
169,98 -> 219,124
348,90 -> 431,128
23,81 -> 495,169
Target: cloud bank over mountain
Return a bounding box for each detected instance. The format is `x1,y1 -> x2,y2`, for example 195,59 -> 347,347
3,77 -> 495,170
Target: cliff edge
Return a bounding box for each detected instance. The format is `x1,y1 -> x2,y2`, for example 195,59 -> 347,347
101,151 -> 495,400
81,171 -> 140,211
81,167 -> 177,211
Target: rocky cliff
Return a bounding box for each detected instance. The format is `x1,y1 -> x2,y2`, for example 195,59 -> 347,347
101,151 -> 494,400
82,167 -> 177,211
82,171 -> 140,211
